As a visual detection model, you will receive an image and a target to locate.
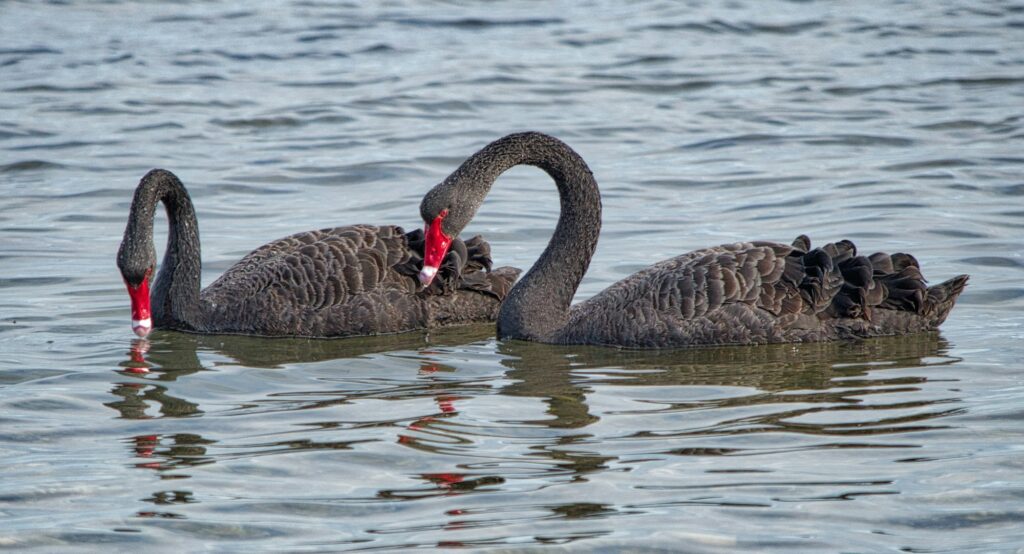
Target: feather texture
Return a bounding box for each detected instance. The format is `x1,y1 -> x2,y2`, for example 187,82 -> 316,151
560,236 -> 968,347
419,132 -> 968,349
118,169 -> 520,338
200,225 -> 518,336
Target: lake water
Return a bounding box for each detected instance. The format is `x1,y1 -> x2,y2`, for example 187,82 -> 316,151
2,0 -> 1023,550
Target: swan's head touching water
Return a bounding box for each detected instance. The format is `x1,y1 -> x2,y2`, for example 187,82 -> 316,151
116,168 -> 199,339
116,223 -> 157,338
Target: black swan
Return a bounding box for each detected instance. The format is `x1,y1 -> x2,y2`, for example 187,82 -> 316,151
117,169 -> 520,338
417,132 -> 969,348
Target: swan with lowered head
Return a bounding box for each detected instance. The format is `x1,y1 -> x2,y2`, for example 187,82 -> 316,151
117,169 -> 519,338
417,132 -> 968,348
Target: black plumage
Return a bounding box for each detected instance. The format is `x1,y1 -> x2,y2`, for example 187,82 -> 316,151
419,132 -> 968,348
116,169 -> 519,337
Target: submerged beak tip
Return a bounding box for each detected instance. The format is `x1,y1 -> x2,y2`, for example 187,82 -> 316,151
131,318 -> 152,338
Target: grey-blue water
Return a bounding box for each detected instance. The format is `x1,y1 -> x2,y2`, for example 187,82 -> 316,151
2,1 -> 1023,551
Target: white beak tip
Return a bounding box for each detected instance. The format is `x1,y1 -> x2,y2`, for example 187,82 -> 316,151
132,318 -> 152,338
418,266 -> 438,287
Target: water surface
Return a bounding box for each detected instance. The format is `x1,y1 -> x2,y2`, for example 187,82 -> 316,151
2,0 -> 1023,550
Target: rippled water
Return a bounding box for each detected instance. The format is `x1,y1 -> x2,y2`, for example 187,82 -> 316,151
2,0 -> 1023,550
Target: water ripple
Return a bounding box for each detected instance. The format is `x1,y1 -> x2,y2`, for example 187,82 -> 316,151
643,19 -> 826,35
0,160 -> 65,173
6,82 -> 115,93
391,17 -> 564,29
685,133 -> 916,150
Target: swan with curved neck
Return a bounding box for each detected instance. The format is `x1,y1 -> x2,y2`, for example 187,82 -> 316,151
117,169 -> 519,338
418,132 -> 969,348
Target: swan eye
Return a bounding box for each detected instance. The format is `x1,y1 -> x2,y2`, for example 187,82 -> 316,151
127,267 -> 151,287
440,208 -> 449,218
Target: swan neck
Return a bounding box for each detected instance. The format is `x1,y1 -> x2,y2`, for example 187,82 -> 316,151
454,133 -> 601,341
127,170 -> 203,328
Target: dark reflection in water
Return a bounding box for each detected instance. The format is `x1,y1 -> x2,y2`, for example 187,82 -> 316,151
110,330 -> 959,502
85,323 -> 996,550
107,327 -> 495,418
498,333 -> 958,432
119,325 -> 496,372
108,340 -> 203,419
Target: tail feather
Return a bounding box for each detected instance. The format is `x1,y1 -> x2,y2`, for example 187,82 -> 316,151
878,265 -> 927,313
924,274 -> 969,327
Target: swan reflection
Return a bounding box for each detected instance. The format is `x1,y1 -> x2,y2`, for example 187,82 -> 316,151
109,328 -> 961,510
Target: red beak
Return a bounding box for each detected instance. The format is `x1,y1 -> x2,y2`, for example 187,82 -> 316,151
419,210 -> 451,287
126,272 -> 152,337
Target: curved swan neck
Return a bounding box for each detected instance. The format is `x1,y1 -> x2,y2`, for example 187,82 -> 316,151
122,169 -> 203,328
430,132 -> 602,341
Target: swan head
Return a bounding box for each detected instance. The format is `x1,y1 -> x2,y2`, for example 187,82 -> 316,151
118,229 -> 156,338
418,208 -> 451,287
418,138 -> 507,286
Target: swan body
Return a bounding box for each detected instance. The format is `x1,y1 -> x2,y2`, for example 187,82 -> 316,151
117,169 -> 519,338
418,132 -> 968,348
